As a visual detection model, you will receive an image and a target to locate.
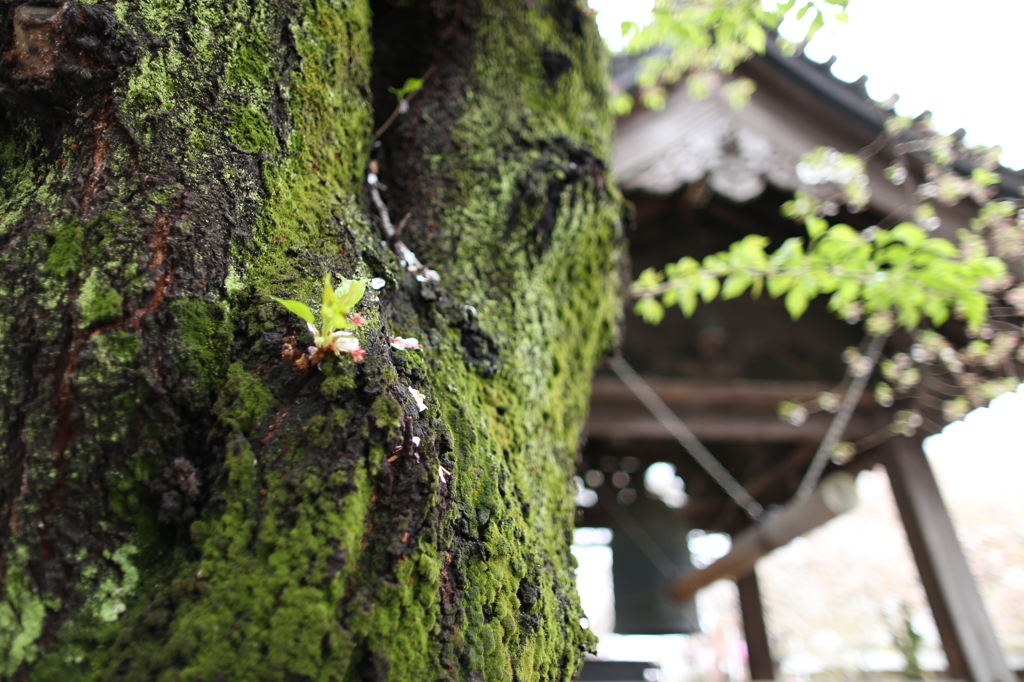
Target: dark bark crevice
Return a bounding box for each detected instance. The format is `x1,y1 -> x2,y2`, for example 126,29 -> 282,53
368,0 -> 476,252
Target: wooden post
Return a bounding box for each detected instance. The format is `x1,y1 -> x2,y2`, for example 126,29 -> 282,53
884,436 -> 1013,682
737,569 -> 775,681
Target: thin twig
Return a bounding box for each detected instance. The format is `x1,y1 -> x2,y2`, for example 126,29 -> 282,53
852,426 -> 896,454
858,131 -> 891,163
372,65 -> 438,142
395,212 -> 412,237
796,333 -> 889,500
369,185 -> 395,239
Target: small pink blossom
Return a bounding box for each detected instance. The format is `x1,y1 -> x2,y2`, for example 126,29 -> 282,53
348,312 -> 366,326
328,331 -> 360,355
408,386 -> 427,412
350,348 -> 367,362
390,336 -> 423,351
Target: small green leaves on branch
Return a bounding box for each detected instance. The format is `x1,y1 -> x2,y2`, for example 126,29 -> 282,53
388,77 -> 423,102
613,0 -> 848,113
373,66 -> 435,141
632,221 -> 1007,334
273,274 -> 369,367
791,147 -> 870,213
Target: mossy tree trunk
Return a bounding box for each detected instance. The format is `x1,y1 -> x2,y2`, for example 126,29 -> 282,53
0,0 -> 623,678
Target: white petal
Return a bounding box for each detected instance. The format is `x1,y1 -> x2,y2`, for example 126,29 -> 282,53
331,334 -> 360,353
408,386 -> 427,412
370,277 -> 386,290
391,336 -> 423,350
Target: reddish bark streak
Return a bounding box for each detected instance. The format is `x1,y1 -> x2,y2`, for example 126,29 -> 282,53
140,208 -> 173,318
260,405 -> 293,447
439,551 -> 459,674
3,454 -> 26,538
53,337 -> 82,462
34,183 -> 180,577
79,98 -> 114,221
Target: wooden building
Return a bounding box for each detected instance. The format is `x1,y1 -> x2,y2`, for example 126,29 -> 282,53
577,41 -> 1019,682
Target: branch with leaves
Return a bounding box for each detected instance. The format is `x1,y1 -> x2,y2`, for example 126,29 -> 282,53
632,135 -> 1023,443
614,0 -> 849,113
616,0 -> 1023,468
633,220 -> 1007,333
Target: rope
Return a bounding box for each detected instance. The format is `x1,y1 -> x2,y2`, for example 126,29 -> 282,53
609,355 -> 766,522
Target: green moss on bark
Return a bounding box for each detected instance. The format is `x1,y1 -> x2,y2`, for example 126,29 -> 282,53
2,0 -> 621,678
0,551 -> 55,677
77,271 -> 124,328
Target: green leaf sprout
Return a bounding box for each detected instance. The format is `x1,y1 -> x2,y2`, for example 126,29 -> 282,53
273,274 -> 369,365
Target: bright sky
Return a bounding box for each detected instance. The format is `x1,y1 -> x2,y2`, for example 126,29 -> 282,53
924,384 -> 1024,477
591,0 -> 1024,169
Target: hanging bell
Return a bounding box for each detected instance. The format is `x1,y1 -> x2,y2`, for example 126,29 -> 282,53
609,489 -> 700,635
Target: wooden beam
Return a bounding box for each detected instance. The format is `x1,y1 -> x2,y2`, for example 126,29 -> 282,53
679,443 -> 818,530
586,376 -> 883,443
884,436 -> 1013,682
590,377 -> 879,412
672,472 -> 858,601
585,410 -> 878,443
737,570 -> 775,681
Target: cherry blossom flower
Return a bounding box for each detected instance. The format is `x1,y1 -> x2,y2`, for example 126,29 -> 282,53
327,331 -> 360,355
390,336 -> 423,351
304,323 -> 364,362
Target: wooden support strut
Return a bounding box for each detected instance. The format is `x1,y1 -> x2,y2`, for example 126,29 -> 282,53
884,436 -> 1014,682
670,471 -> 858,602
737,569 -> 775,682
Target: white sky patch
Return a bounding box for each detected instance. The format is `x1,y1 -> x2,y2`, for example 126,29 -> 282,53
925,385 -> 1024,489
780,0 -> 1024,168
593,0 -> 1024,168
589,0 -> 654,52
687,530 -> 732,569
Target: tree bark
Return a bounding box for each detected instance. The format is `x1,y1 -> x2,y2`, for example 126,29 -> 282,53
0,0 -> 623,679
